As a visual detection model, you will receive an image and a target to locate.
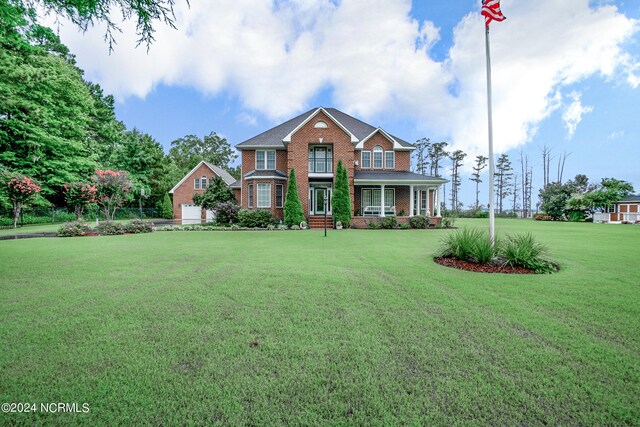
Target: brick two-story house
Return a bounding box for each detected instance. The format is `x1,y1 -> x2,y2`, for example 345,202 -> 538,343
236,107 -> 446,228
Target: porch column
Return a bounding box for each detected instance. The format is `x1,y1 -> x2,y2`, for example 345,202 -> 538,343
380,184 -> 386,217
436,187 -> 442,217
426,188 -> 431,217
409,185 -> 414,217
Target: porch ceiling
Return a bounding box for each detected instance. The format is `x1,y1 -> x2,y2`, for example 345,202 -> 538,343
354,170 -> 447,185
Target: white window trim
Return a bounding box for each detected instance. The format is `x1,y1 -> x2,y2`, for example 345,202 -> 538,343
276,184 -> 284,208
194,178 -> 200,189
385,151 -> 395,169
255,150 -> 276,170
201,175 -> 208,189
248,184 -> 254,208
361,187 -> 395,214
373,146 -> 383,169
361,150 -> 371,169
257,183 -> 272,208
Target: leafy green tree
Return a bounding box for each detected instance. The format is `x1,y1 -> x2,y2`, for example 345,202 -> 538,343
169,132 -> 237,174
92,169 -> 132,221
192,177 -> 235,211
539,182 -> 573,220
63,181 -> 97,219
495,154 -> 513,213
0,12 -> 101,196
284,169 -> 304,227
585,178 -> 634,210
2,0 -> 185,50
332,160 -> 351,226
3,172 -> 41,228
157,193 -> 174,219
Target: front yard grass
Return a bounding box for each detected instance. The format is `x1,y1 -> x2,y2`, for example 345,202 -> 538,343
1,219 -> 638,425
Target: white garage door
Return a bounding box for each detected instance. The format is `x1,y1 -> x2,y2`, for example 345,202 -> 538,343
181,204 -> 202,224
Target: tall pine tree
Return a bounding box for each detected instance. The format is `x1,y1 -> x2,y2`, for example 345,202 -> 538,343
283,169 -> 305,226
332,160 -> 351,227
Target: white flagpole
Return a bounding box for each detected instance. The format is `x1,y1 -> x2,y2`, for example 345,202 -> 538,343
485,25 -> 496,245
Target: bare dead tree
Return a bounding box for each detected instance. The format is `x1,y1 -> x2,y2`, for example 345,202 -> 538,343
512,173 -> 519,216
556,151 -> 571,183
539,145 -> 552,187
449,150 -> 467,211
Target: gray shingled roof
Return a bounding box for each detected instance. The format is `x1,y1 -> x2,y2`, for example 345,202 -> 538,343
229,179 -> 241,188
244,169 -> 288,179
354,170 -> 447,183
616,195 -> 640,203
235,107 -> 414,149
204,161 -> 236,185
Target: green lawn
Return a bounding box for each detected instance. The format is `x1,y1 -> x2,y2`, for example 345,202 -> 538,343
1,219 -> 639,425
0,219 -> 166,237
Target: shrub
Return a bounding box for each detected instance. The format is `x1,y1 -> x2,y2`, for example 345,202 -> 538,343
158,193 -> 174,219
399,223 -> 410,229
367,221 -> 380,229
214,201 -> 240,224
57,221 -> 91,237
290,225 -> 300,230
331,160 -> 351,226
500,233 -> 553,273
237,209 -> 276,228
408,215 -> 429,229
442,217 -> 456,228
475,210 -> 489,218
534,214 -> 553,221
283,169 -> 305,226
437,227 -> 496,262
381,215 -> 398,229
277,224 -> 288,230
124,219 -> 153,234
96,221 -> 125,235
566,211 -> 585,222
267,224 -> 275,230
231,224 -> 240,231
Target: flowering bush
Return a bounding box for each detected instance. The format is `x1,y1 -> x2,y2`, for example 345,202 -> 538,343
57,221 -> 91,237
92,170 -> 132,221
124,219 -> 154,234
64,181 -> 97,219
4,173 -> 41,228
96,221 -> 125,235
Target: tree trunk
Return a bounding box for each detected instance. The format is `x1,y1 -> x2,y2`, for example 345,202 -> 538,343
13,203 -> 21,229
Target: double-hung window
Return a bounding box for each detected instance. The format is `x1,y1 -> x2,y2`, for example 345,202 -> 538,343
275,184 -> 283,208
373,146 -> 383,169
257,183 -> 271,208
248,184 -> 254,208
194,178 -> 200,189
385,151 -> 395,169
201,176 -> 208,189
256,150 -> 276,170
361,151 -> 371,169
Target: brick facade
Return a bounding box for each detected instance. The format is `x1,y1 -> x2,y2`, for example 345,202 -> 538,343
172,163 -> 225,222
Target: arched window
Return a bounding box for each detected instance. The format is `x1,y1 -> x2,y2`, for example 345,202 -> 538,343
373,146 -> 383,169
201,175 -> 208,189
314,120 -> 328,128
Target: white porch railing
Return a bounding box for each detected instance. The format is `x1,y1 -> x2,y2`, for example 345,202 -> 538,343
593,212 -> 639,223
363,206 -> 395,216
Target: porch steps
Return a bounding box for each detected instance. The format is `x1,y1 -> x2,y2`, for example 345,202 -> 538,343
308,215 -> 331,229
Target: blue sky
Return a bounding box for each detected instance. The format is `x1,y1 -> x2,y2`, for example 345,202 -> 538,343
48,0 -> 640,208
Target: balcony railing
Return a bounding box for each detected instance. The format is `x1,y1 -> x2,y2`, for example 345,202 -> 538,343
308,157 -> 333,174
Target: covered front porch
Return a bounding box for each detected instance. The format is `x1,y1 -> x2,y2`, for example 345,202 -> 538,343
351,170 -> 447,227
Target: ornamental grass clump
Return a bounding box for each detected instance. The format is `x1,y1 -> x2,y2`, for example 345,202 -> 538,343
437,227 -> 489,262
501,233 -> 555,273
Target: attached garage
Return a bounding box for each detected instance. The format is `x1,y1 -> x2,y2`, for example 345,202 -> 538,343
181,204 -> 202,224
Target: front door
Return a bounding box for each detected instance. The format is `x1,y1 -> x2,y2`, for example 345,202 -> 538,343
310,186 -> 332,215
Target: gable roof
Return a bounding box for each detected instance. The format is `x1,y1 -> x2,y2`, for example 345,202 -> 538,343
168,160 -> 236,194
614,195 -> 640,203
235,107 -> 414,150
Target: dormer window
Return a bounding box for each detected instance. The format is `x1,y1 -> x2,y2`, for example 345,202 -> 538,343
314,120 -> 328,128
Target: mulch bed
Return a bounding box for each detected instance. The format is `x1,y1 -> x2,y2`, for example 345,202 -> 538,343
434,257 -> 536,274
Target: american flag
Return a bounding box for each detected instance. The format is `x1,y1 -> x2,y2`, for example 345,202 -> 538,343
482,0 -> 506,28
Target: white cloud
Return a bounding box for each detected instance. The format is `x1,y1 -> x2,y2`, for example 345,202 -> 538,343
44,0 -> 639,156
608,130 -> 625,139
562,91 -> 593,138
